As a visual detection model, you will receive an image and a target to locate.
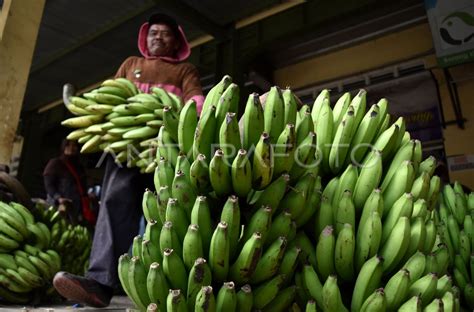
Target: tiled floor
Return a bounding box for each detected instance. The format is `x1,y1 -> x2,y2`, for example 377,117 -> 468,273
0,296 -> 136,312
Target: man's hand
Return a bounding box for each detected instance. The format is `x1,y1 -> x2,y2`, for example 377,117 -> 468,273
0,165 -> 14,202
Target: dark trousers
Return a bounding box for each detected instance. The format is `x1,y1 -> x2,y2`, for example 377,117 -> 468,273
86,156 -> 152,288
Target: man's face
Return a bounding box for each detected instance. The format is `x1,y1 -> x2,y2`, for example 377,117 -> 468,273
64,141 -> 79,156
147,23 -> 179,57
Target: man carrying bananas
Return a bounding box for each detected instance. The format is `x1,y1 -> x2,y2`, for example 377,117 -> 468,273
53,13 -> 204,307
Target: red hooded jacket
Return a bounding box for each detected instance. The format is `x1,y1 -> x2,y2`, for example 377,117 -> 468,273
115,22 -> 204,114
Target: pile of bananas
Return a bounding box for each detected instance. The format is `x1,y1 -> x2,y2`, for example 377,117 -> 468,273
62,77 -> 185,172
33,203 -> 92,276
436,182 -> 474,308
0,201 -> 61,304
114,75 -> 473,311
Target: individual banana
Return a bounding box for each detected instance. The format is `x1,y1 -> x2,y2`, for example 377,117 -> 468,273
240,205 -> 272,245
252,133 -> 274,190
159,221 -> 182,256
182,224 -> 204,271
314,98 -> 334,175
231,149 -> 252,198
359,288 -> 386,312
263,86 -> 285,143
219,112 -> 241,163
272,123 -> 297,178
177,99 -> 198,158
334,223 -> 355,282
201,75 -> 232,116
253,274 -> 286,310
117,255 -> 135,304
209,149 -> 233,197
353,150 -> 383,212
165,198 -> 189,243
229,232 -> 263,284
351,255 -> 384,312
144,263 -> 169,306
315,225 -> 336,281
380,216 -> 411,275
283,88 -> 298,127
187,258 -> 212,311
166,289 -> 187,312
397,295 -> 422,312
190,196 -> 213,256
332,92 -> 351,128
242,93 -> 265,152
384,268 -> 410,311
162,248 -> 188,295
209,221 -> 230,284
349,104 -> 380,165
215,83 -> 240,131
171,170 -> 196,218
252,236 -> 287,284
190,154 -> 211,194
328,106 -> 356,174
236,284 -> 253,312
193,105 -> 217,161
195,286 -> 216,312
216,281 -> 237,312
407,273 -> 438,307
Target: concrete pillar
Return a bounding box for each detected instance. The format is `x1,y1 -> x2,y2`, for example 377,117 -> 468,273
0,0 -> 46,164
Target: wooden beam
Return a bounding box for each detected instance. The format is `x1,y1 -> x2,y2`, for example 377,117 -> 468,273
0,0 -> 46,164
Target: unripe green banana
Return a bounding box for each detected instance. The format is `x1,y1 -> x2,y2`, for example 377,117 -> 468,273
142,189 -> 160,223
422,220 -> 437,254
329,106 -> 356,174
301,264 -> 323,306
177,99 -> 198,158
195,286 -> 216,312
263,86 -> 285,143
353,150 -> 383,212
236,284 -> 253,312
249,173 -> 290,214
193,105 -> 217,161
167,289 -> 187,312
156,156 -> 175,188
293,231 -> 317,268
382,161 -> 415,217
162,106 -> 179,142
402,216 -> 426,263
315,195 -> 334,240
240,205 -> 272,245
295,177 -> 321,229
190,196 -> 213,256
252,236 -> 287,284
398,295 -> 422,312
253,274 -> 286,310
289,131 -> 317,181
412,139 -> 422,174
440,291 -> 455,312
190,154 -> 211,194
132,235 -> 142,258
231,149 -> 252,198
314,98 -> 334,175
351,255 -> 384,312
278,245 -> 302,284
334,223 -> 355,282
128,256 -> 151,310
202,75 -> 232,116
157,126 -> 179,167
187,258 -> 212,311
305,299 -> 318,312
459,230 -> 470,265
334,190 -> 356,235
332,92 -> 351,128
315,225 -> 336,281
266,211 -> 293,248
322,274 -> 349,312
252,132 -> 274,190
209,149 -> 233,197
332,164 -> 358,208
147,262 -> 169,308
384,268 -> 411,311
296,108 -> 313,147
463,283 -> 474,310
156,185 -> 170,224
172,170 -> 197,218
436,274 -> 453,298
412,198 -> 428,219
278,171 -> 315,220
219,112 -> 241,163
407,273 -> 438,307
381,193 -> 414,245
61,114 -> 103,128
283,88 -> 298,126
229,232 -> 263,284
182,224 -> 204,271
215,82 -> 240,127
220,195 -> 241,259
242,93 -> 264,152
359,288 -> 386,312
272,123 -> 297,178
380,216 -> 411,275
349,104 -> 380,165
165,198 -> 189,243
159,221 -> 182,256
311,89 -> 329,125
355,210 -> 383,272
209,221 -> 230,284
163,248 -> 188,295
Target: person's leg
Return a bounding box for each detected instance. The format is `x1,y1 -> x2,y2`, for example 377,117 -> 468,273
53,156 -> 146,306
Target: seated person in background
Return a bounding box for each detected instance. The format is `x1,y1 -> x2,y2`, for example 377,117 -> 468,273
43,139 -> 96,225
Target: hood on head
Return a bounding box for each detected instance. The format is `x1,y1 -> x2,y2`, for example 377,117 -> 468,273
138,22 -> 191,62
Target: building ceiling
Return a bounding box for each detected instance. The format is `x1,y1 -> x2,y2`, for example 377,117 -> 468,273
22,0 -> 427,113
